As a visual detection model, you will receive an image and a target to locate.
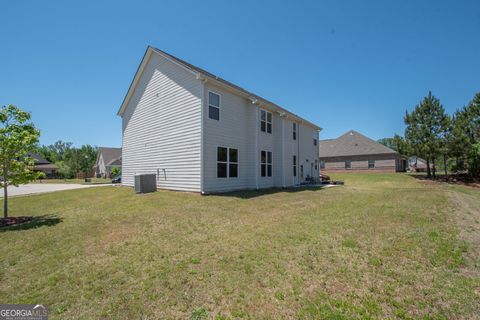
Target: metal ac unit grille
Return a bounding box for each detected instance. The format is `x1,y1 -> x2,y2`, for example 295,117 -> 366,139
134,174 -> 157,193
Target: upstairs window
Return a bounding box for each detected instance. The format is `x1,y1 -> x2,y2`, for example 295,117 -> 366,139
293,123 -> 297,140
209,92 -> 220,120
345,160 -> 351,169
313,138 -> 317,146
293,155 -> 297,177
217,147 -> 238,178
368,159 -> 375,169
261,150 -> 272,177
260,110 -> 272,134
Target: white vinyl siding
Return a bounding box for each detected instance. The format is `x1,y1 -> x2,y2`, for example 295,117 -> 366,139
120,49 -> 321,193
121,53 -> 202,192
202,83 -> 256,192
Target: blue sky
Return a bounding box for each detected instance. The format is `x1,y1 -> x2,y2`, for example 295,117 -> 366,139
1,0 -> 479,147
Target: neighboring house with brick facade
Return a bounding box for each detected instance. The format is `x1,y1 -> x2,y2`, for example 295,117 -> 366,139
319,130 -> 407,173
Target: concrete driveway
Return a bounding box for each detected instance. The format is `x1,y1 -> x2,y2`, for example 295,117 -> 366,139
1,183 -> 113,197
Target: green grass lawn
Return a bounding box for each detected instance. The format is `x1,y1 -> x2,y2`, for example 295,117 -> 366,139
1,174 -> 479,319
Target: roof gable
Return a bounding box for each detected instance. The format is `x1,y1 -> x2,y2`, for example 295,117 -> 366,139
96,147 -> 122,166
117,46 -> 321,131
319,130 -> 398,158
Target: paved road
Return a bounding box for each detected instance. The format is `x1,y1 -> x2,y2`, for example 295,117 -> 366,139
0,183 -> 113,197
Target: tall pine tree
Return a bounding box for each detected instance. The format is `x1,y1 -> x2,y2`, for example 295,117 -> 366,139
404,92 -> 449,178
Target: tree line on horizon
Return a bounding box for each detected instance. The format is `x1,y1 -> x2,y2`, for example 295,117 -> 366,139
379,91 -> 480,179
35,141 -> 97,179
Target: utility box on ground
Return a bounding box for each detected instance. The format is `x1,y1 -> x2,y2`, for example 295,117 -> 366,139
134,174 -> 157,194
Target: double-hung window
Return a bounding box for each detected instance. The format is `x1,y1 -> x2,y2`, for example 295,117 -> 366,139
313,138 -> 317,146
217,147 -> 238,178
345,160 -> 351,169
320,160 -> 325,169
315,159 -> 318,170
260,110 -> 272,134
261,151 -> 272,177
368,159 -> 375,169
293,155 -> 297,177
209,92 -> 220,120
293,123 -> 297,140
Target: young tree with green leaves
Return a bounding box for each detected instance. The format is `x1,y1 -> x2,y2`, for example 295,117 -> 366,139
0,105 -> 40,218
111,167 -> 121,177
404,92 -> 449,179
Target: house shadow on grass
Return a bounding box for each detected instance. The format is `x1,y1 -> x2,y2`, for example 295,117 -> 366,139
212,185 -> 326,199
0,214 -> 62,233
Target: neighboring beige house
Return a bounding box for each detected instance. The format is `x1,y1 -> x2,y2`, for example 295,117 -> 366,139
93,147 -> 122,178
117,46 -> 321,193
319,130 -> 407,173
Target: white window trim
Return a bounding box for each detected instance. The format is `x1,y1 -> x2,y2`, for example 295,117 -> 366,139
217,146 -> 238,178
293,155 -> 297,177
368,159 -> 375,169
345,160 -> 352,169
208,91 -> 221,121
260,150 -> 273,177
260,109 -> 272,134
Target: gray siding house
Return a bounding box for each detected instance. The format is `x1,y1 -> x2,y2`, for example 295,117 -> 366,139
118,46 -> 321,193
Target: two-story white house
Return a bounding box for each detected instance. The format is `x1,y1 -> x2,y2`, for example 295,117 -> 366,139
118,46 -> 321,193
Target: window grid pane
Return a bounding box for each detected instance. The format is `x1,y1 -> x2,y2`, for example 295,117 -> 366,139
209,106 -> 219,120
229,148 -> 238,163
209,92 -> 220,107
217,147 -> 227,162
217,163 -> 227,178
229,164 -> 238,177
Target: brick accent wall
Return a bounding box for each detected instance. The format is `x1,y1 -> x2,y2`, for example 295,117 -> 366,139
320,154 -> 404,173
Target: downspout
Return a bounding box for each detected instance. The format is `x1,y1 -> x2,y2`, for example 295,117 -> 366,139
317,129 -> 321,177
197,73 -> 207,194
298,123 -> 301,183
280,112 -> 286,187
249,97 -> 259,190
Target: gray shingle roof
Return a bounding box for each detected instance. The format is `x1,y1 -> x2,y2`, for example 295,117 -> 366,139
118,46 -> 321,131
97,147 -> 122,166
27,152 -> 51,165
319,130 -> 398,158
